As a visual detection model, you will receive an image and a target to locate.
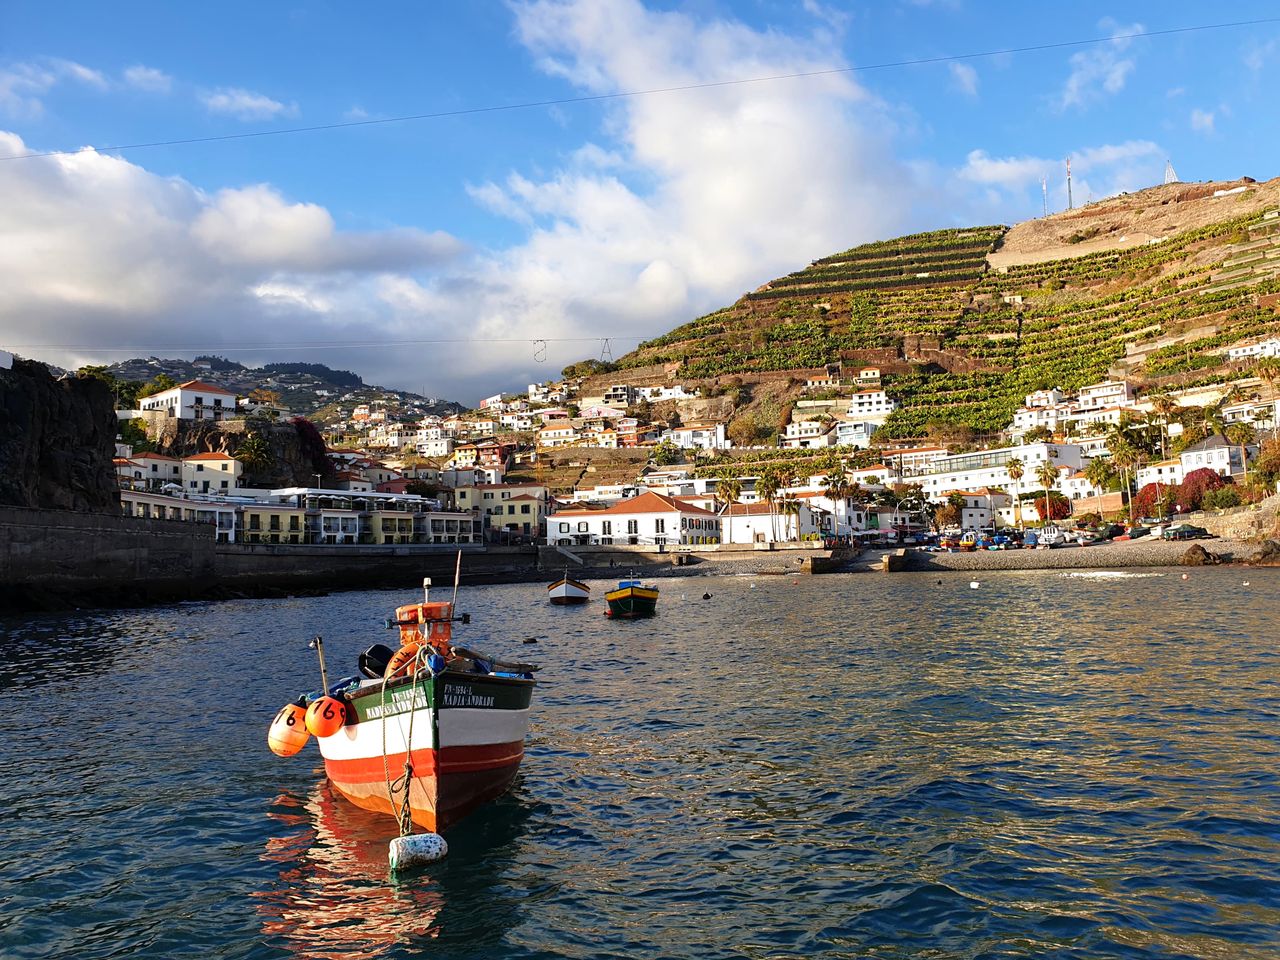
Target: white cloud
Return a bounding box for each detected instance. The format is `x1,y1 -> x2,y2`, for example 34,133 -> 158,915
1190,108 -> 1215,134
201,87 -> 297,121
953,140 -> 1163,217
123,65 -> 172,93
1058,19 -> 1142,110
0,130 -> 468,390
949,62 -> 978,97
0,58 -> 107,117
1244,37 -> 1278,74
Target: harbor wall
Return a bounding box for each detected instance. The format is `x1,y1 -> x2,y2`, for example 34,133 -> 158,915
0,507 -> 544,610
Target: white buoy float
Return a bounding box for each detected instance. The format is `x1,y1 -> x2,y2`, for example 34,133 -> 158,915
1181,573 -> 1190,580
1243,581 -> 1251,587
969,580 -> 980,589
389,833 -> 448,872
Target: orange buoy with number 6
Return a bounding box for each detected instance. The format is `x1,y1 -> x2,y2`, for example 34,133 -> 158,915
305,696 -> 347,737
268,701 -> 310,757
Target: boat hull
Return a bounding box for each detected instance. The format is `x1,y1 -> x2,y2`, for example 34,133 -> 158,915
547,577 -> 590,605
319,670 -> 535,833
604,585 -> 659,618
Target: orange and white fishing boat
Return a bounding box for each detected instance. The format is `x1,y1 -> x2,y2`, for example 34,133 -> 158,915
267,572 -> 538,853
546,573 -> 590,605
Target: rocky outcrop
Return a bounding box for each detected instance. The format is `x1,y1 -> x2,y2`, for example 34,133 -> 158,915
0,359 -> 119,512
1245,540 -> 1280,565
145,417 -> 334,488
1180,544 -> 1223,566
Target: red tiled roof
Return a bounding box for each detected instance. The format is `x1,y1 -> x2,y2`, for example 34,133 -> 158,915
184,452 -> 238,461
132,452 -> 181,461
176,380 -> 236,395
553,490 -> 716,518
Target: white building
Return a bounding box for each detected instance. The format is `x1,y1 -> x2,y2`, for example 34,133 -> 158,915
636,385 -> 700,401
547,491 -> 720,546
1077,380 -> 1133,411
720,501 -> 821,544
666,422 -> 730,450
1179,435 -> 1247,479
882,446 -> 949,477
180,452 -> 243,494
538,424 -> 580,447
138,380 -> 237,421
478,394 -> 506,410
1227,336 -> 1280,361
847,390 -> 898,421
1025,388 -> 1065,408
917,443 -> 1084,500
781,419 -> 835,449
1135,459 -> 1185,489
937,488 -> 1011,532
834,420 -> 877,449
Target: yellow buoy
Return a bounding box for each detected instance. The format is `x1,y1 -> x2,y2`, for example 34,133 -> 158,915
304,696 -> 347,738
268,701 -> 310,757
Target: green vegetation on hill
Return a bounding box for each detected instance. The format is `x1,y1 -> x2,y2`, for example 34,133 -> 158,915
601,206 -> 1280,439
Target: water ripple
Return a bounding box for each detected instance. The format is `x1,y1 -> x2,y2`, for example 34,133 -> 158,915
1,568 -> 1279,958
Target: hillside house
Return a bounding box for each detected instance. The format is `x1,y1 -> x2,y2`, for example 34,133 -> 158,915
138,380 -> 237,421
180,452 -> 243,494
847,389 -> 897,421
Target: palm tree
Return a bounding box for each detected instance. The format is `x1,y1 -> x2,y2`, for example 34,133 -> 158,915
754,470 -> 780,543
1225,421 -> 1255,483
1084,457 -> 1117,500
717,476 -> 742,545
1005,457 -> 1025,529
1108,438 -> 1140,524
779,497 -> 802,541
822,471 -> 852,538
1035,459 -> 1059,526
1149,392 -> 1179,459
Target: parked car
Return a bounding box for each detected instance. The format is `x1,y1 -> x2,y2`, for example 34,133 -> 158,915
1162,524 -> 1213,541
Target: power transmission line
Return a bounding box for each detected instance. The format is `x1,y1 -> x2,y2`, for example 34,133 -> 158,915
3,335 -> 647,353
1,16 -> 1275,163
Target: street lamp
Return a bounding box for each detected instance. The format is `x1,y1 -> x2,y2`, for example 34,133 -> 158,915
313,473 -> 321,489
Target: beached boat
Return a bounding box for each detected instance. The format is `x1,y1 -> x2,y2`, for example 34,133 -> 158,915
604,578 -> 659,618
267,577 -> 538,840
546,575 -> 590,605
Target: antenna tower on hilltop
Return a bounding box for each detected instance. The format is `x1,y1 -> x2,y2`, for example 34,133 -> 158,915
1066,157 -> 1073,210
1164,160 -> 1179,184
1040,176 -> 1048,217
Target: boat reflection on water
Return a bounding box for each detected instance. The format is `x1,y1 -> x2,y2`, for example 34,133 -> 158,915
257,778 -> 534,958
257,782 -> 446,957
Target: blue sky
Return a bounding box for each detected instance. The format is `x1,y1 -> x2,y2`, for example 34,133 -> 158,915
3,1 -> 1280,403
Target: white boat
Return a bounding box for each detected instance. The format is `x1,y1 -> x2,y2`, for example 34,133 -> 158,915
547,575 -> 590,605
1037,524 -> 1067,547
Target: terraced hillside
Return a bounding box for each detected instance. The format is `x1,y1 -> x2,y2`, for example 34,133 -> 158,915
604,177 -> 1280,439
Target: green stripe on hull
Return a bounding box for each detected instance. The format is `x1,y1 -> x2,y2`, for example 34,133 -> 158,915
347,671 -> 534,723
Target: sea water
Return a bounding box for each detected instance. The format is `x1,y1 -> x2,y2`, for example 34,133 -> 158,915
1,568 -> 1278,959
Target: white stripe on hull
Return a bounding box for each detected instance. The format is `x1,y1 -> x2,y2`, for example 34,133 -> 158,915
317,707 -> 531,762
439,707 -> 531,748
319,710 -> 436,761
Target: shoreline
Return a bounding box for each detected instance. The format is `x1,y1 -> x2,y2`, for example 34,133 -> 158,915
3,537 -> 1271,615
898,537 -> 1254,572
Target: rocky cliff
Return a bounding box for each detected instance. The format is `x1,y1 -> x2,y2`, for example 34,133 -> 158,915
145,417 -> 335,488
0,359 -> 120,512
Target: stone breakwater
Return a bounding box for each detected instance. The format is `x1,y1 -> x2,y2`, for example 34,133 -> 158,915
906,538 -> 1251,572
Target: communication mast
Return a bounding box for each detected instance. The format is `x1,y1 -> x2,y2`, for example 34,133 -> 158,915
1164,160 -> 1179,184
1040,176 -> 1048,217
1066,157 -> 1073,210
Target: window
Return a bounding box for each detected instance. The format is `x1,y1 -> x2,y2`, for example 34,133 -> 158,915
521,504 -> 530,514
601,520 -> 611,535
577,522 -> 588,532
559,522 -> 569,533
655,519 -> 665,533
196,464 -> 204,472
627,520 -> 638,534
